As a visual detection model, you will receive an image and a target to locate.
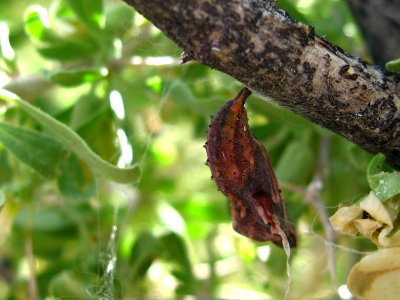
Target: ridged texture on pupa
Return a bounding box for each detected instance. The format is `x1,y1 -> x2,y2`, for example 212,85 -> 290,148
205,88 -> 296,248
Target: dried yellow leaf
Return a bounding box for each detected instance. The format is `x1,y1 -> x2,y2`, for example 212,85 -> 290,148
348,248 -> 400,300
329,206 -> 362,236
329,192 -> 400,247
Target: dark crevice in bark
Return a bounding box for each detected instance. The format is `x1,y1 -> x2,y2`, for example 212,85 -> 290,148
122,0 -> 400,170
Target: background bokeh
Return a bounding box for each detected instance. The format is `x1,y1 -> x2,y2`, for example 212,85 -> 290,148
0,0 -> 377,299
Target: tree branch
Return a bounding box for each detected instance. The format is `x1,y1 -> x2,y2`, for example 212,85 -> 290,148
123,0 -> 400,169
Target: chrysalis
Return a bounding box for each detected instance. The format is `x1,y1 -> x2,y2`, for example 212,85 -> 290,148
205,88 -> 296,248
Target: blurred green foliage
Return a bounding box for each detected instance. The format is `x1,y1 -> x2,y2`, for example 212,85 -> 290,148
0,0 -> 388,299
386,58 -> 400,74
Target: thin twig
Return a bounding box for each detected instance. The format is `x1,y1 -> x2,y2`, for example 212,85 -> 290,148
108,56 -> 182,71
279,181 -> 306,194
25,231 -> 38,300
304,135 -> 337,288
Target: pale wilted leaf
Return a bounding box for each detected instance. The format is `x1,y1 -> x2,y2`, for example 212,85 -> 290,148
348,248 -> 400,300
329,205 -> 363,236
330,192 -> 400,247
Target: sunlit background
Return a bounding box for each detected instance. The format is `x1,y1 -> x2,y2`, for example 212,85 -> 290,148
0,0 -> 375,299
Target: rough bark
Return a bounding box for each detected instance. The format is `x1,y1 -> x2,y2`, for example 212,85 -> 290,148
122,0 -> 400,170
346,0 -> 400,66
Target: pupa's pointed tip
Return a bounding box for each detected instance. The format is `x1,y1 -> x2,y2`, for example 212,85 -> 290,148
234,87 -> 252,107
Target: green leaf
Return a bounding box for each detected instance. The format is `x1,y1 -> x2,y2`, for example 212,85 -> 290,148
0,89 -> 140,183
168,81 -> 196,106
0,150 -> 13,183
367,154 -> 400,201
373,173 -> 400,201
367,153 -> 385,184
49,68 -> 108,87
70,93 -> 107,130
37,41 -> 98,61
129,231 -> 160,279
13,207 -> 79,258
145,75 -> 163,93
159,232 -> 192,274
0,191 -> 4,213
0,122 -> 67,179
49,271 -> 95,299
275,140 -> 313,184
24,5 -> 99,61
14,208 -> 75,232
64,0 -> 104,31
24,5 -> 59,44
385,58 -> 400,74
57,154 -> 96,200
0,22 -> 16,70
104,2 -> 134,36
177,194 -> 229,225
159,232 -> 194,294
0,194 -> 15,245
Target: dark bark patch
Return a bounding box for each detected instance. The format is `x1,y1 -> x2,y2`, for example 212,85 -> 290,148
303,62 -> 316,92
362,97 -> 397,130
339,65 -> 359,80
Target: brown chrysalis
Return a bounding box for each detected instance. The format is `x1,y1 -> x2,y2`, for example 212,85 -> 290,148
205,88 -> 296,248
